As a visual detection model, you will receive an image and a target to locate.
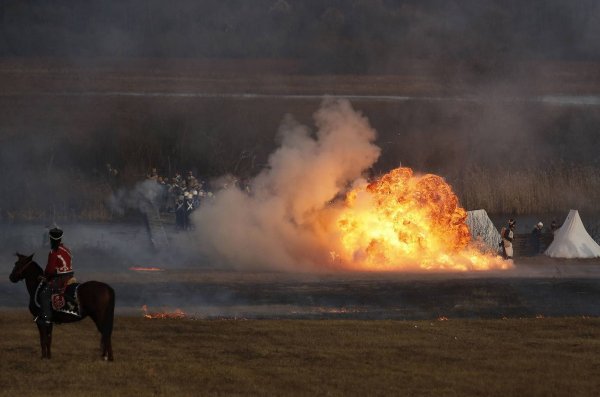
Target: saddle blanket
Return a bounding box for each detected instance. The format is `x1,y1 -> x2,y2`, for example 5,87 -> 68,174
35,282 -> 81,318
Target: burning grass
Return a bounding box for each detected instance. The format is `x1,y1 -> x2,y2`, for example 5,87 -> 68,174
141,305 -> 187,319
0,311 -> 599,396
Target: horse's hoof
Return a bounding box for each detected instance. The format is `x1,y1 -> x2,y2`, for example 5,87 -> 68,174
103,355 -> 108,361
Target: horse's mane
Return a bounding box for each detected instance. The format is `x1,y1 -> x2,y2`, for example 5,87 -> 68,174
29,261 -> 42,274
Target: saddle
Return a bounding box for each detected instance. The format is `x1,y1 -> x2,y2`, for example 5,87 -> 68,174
35,281 -> 81,318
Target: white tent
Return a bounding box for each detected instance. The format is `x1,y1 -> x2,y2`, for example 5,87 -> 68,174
545,209 -> 600,258
466,209 -> 501,253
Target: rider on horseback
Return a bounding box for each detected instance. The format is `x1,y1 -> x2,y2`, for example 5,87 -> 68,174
36,227 -> 74,326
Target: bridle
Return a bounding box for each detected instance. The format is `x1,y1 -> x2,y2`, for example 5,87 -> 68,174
12,259 -> 33,281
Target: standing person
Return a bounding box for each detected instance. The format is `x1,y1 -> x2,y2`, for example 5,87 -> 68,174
147,167 -> 159,181
187,170 -> 199,190
36,228 -> 74,326
175,195 -> 185,230
173,171 -> 183,185
192,190 -> 200,209
184,192 -> 194,230
106,163 -> 119,190
530,222 -> 543,255
169,178 -> 182,212
501,219 -> 516,260
550,219 -> 558,234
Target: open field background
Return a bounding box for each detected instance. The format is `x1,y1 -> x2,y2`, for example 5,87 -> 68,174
1,312 -> 599,396
3,4 -> 600,395
1,58 -> 600,221
4,251 -> 600,320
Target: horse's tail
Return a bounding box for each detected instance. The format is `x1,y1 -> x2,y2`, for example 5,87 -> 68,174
102,285 -> 115,338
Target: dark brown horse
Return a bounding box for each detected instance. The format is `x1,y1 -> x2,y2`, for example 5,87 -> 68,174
9,253 -> 115,361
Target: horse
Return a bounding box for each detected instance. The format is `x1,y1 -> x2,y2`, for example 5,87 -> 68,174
9,253 -> 115,361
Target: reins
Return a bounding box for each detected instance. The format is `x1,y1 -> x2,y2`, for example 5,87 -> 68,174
13,259 -> 33,280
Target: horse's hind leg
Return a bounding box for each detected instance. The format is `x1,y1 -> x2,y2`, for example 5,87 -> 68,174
90,313 -> 112,361
91,312 -> 114,361
85,285 -> 115,361
101,333 -> 113,361
102,287 -> 115,361
37,324 -> 52,359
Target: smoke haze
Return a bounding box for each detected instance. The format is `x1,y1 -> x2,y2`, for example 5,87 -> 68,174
0,1 -> 599,224
193,99 -> 380,270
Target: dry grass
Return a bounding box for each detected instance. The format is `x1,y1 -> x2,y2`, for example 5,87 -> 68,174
456,164 -> 600,215
2,58 -> 600,95
4,162 -> 600,222
1,58 -> 600,220
0,311 -> 599,396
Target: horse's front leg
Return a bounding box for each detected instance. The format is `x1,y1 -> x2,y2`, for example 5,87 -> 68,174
37,323 -> 50,359
37,323 -> 45,358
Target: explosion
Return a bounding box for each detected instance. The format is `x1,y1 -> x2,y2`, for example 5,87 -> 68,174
333,167 -> 509,271
194,99 -> 510,272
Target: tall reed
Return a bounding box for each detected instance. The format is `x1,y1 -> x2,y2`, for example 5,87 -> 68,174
453,164 -> 600,214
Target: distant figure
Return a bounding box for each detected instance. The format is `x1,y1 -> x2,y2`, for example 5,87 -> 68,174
192,190 -> 200,209
173,171 -> 183,185
550,219 -> 559,234
187,170 -> 200,190
500,219 -> 516,259
105,163 -> 119,190
530,222 -> 543,255
184,192 -> 195,230
147,167 -> 159,181
175,196 -> 185,230
37,228 -> 74,326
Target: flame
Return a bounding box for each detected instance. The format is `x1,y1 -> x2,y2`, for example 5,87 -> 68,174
333,167 -> 510,271
141,305 -> 187,319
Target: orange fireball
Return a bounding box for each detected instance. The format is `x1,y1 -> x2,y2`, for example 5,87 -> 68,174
334,167 -> 509,271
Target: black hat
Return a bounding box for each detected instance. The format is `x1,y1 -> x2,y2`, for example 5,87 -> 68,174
49,227 -> 63,240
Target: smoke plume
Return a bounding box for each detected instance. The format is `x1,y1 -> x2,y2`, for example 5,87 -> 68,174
192,99 -> 380,270
108,179 -> 164,215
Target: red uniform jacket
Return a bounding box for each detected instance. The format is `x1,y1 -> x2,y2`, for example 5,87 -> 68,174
45,244 -> 73,277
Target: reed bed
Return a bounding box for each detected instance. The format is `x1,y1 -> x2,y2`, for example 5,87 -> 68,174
454,164 -> 600,215
1,164 -> 599,222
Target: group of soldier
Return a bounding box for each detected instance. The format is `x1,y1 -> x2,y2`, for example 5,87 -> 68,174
500,218 -> 559,260
146,168 -> 212,230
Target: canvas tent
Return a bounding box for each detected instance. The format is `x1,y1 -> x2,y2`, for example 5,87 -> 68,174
545,209 -> 600,258
466,209 -> 501,253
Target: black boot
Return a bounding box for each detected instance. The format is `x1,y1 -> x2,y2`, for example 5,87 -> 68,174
37,284 -> 53,325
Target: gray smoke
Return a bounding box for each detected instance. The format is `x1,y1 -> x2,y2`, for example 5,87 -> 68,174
192,99 -> 380,270
108,179 -> 164,215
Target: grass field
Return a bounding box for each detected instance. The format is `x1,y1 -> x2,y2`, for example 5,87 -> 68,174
1,311 -> 599,396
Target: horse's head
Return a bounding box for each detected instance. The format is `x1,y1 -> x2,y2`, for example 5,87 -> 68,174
9,253 -> 34,283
